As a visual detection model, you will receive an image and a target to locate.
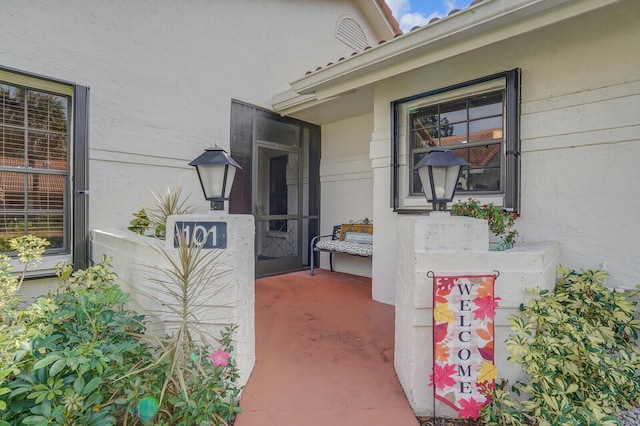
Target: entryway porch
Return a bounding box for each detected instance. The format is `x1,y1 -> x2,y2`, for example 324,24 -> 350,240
235,269 -> 418,426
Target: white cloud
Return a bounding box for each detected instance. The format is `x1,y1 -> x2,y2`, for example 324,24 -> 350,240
386,0 -> 410,17
388,0 -> 467,33
398,11 -> 439,32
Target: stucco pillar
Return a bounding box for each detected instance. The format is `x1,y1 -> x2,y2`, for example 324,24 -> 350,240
91,213 -> 256,387
394,215 -> 559,417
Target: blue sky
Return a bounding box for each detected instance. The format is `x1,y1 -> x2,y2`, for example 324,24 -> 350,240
386,0 -> 473,33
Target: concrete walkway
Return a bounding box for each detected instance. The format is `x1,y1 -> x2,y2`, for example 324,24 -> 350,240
235,269 -> 418,426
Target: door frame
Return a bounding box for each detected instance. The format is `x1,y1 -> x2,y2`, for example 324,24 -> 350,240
229,100 -> 320,278
254,141 -> 303,277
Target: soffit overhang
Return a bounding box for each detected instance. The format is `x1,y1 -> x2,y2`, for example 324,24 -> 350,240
274,0 -> 623,122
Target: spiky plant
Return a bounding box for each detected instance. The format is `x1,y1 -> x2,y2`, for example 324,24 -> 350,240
136,235 -> 241,425
146,186 -> 197,239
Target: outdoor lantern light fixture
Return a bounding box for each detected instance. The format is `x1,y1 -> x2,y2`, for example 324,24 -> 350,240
189,144 -> 242,211
413,148 -> 468,212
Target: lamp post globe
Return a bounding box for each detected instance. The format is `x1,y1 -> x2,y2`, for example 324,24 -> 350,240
413,148 -> 468,212
189,145 -> 242,211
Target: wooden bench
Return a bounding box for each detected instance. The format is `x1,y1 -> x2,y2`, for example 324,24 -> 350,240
310,222 -> 373,276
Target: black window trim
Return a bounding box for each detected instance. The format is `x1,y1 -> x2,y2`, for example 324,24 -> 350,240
391,68 -> 521,213
0,65 -> 89,272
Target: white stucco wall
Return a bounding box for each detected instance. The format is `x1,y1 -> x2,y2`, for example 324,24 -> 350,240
0,0 -> 386,233
318,113 -> 374,277
366,0 -> 640,304
394,215 -> 559,416
90,214 -> 256,386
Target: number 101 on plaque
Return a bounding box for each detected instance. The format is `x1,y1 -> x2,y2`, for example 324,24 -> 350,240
173,221 -> 227,249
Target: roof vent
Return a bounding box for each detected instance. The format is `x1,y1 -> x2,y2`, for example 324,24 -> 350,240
336,16 -> 368,51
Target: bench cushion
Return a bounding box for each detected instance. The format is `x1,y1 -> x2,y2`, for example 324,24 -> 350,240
314,240 -> 373,257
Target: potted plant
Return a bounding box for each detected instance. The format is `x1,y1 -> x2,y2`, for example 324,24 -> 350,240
452,198 -> 518,250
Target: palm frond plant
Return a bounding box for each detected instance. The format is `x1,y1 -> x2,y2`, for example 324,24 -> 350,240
146,186 -> 197,239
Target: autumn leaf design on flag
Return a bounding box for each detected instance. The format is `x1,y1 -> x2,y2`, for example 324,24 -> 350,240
458,397 -> 484,419
435,277 -> 456,295
472,295 -> 501,320
476,277 -> 495,298
478,341 -> 494,361
478,361 -> 498,383
434,322 -> 448,343
435,341 -> 450,363
476,325 -> 494,342
434,302 -> 455,323
432,274 -> 499,419
429,363 -> 457,390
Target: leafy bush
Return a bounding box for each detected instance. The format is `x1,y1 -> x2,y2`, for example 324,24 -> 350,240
0,236 -> 241,425
128,208 -> 151,235
481,266 -> 640,426
452,198 -> 518,247
0,251 -> 157,425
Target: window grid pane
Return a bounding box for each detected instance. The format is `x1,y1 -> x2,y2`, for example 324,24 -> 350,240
0,83 -> 69,252
409,90 -> 504,196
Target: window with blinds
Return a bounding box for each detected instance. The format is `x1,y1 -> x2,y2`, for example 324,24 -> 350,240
0,79 -> 71,253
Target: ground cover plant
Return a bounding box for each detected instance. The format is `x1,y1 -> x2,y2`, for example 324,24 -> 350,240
480,266 -> 640,426
0,235 -> 241,425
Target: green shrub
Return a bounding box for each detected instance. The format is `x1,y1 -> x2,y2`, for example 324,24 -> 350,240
0,236 -> 242,425
452,198 -> 518,247
481,266 -> 640,426
0,253 -> 157,425
128,208 -> 151,235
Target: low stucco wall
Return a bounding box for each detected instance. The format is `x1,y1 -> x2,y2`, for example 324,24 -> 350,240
90,214 -> 255,387
394,215 -> 560,416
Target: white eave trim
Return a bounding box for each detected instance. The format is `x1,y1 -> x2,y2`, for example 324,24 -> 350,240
289,0 -> 624,98
272,90 -> 320,117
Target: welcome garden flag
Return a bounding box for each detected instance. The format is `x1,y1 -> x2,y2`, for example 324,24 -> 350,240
429,274 -> 500,419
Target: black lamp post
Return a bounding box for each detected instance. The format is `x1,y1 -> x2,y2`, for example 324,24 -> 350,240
189,145 -> 242,211
413,148 -> 468,212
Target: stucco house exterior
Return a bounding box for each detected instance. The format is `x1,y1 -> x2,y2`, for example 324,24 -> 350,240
0,0 -> 399,288
274,0 -> 640,304
2,0 -> 640,417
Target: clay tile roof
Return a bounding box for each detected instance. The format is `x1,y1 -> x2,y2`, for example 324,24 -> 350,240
300,1 -> 480,79
375,0 -> 402,36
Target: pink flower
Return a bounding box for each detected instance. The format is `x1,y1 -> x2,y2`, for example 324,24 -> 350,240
209,349 -> 230,367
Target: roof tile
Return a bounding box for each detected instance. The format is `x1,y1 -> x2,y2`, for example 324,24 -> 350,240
301,0 -> 481,79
